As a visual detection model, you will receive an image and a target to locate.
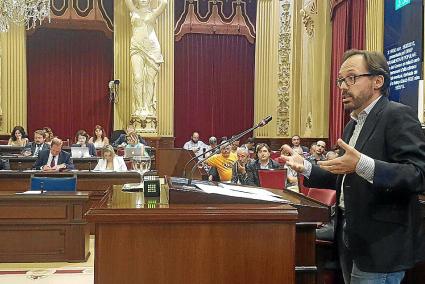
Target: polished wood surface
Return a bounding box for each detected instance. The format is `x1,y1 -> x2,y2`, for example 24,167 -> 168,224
87,185 -> 298,284
0,191 -> 90,262
156,148 -> 207,180
167,179 -> 329,284
6,156 -> 101,170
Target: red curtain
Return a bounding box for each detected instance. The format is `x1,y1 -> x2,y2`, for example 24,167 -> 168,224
174,34 -> 255,147
329,0 -> 365,147
27,29 -> 113,141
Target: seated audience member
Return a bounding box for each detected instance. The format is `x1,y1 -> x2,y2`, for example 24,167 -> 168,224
243,137 -> 256,154
246,143 -> 280,186
126,132 -> 149,156
205,136 -> 220,157
230,136 -> 240,154
94,145 -> 127,171
291,135 -> 308,154
113,124 -> 147,147
205,143 -> 237,182
33,138 -> 74,171
325,150 -> 338,160
23,129 -> 50,157
183,131 -> 208,155
43,127 -> 54,145
73,130 -> 96,156
231,147 -> 251,185
8,126 -> 29,147
307,140 -> 326,164
0,158 -> 10,170
88,125 -> 109,148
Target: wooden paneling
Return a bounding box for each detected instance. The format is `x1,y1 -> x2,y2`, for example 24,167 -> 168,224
0,192 -> 89,262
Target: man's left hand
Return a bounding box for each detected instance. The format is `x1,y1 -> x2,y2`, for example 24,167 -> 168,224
317,139 -> 361,174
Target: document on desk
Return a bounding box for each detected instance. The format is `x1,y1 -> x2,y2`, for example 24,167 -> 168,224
195,184 -> 289,203
16,191 -> 42,194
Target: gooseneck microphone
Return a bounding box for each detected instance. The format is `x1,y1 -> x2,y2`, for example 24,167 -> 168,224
186,115 -> 272,185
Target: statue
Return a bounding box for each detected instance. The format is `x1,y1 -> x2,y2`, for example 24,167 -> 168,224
125,0 -> 167,123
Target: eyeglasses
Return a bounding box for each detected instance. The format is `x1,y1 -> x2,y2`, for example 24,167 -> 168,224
336,73 -> 373,88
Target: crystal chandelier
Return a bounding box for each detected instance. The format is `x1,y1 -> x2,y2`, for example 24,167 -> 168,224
0,0 -> 51,32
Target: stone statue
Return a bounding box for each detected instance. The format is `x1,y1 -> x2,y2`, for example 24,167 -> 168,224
125,0 -> 167,120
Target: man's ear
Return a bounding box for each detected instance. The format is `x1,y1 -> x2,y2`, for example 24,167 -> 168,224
374,75 -> 384,90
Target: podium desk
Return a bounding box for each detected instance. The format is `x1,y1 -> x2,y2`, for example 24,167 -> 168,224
86,185 -> 299,284
0,191 -> 89,262
168,180 -> 329,284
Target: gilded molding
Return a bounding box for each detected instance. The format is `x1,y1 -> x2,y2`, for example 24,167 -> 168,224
276,1 -> 291,136
300,0 -> 317,38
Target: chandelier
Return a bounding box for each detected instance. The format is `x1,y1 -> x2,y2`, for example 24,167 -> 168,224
0,0 -> 51,32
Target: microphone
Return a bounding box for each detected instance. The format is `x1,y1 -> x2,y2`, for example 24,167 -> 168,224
257,115 -> 272,127
186,115 -> 272,185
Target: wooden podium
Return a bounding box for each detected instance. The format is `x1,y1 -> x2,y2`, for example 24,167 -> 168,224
156,148 -> 207,180
87,182 -> 305,284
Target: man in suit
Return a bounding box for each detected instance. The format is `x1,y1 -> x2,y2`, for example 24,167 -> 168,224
283,50 -> 425,284
33,137 -> 74,171
246,143 -> 280,186
23,129 -> 50,157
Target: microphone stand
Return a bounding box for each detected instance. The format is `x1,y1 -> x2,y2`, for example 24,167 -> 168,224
186,116 -> 272,186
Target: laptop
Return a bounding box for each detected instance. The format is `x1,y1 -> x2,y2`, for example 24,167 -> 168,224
124,147 -> 143,158
71,146 -> 90,158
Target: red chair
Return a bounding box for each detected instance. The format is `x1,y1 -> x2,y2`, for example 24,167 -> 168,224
0,140 -> 8,145
96,149 -> 102,157
273,156 -> 286,166
307,188 -> 336,206
257,169 -> 287,190
270,151 -> 281,160
298,175 -> 310,196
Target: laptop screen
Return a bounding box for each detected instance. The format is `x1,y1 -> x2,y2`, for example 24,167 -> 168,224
124,147 -> 143,158
71,146 -> 90,158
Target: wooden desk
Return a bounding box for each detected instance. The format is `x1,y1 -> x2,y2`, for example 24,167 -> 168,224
0,191 -> 90,262
86,185 -> 299,284
6,156 -> 101,170
167,180 -> 329,284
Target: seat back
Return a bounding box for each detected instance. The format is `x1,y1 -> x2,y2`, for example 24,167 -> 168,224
258,169 -> 287,190
298,175 -> 310,196
307,188 -> 336,206
30,176 -> 77,191
269,151 -> 281,160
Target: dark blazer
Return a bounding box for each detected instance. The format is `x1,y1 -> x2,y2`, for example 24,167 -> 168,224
246,159 -> 281,186
27,142 -> 50,156
305,96 -> 425,272
33,149 -> 75,170
112,133 -> 147,147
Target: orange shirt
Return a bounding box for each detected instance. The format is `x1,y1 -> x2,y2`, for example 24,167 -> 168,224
206,152 -> 237,181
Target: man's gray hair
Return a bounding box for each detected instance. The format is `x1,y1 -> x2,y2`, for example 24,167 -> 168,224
236,146 -> 249,155
209,136 -> 217,144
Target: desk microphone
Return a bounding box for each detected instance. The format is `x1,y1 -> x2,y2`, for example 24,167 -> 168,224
186,115 -> 273,185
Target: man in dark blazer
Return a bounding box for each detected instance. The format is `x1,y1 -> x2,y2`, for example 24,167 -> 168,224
33,137 -> 74,171
24,129 -> 50,156
283,50 -> 425,284
246,143 -> 280,186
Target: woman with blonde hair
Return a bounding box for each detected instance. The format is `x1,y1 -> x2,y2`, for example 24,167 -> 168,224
94,145 -> 127,171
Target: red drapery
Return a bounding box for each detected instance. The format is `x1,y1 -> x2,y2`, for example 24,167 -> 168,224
27,29 -> 113,141
329,0 -> 365,147
174,34 -> 255,147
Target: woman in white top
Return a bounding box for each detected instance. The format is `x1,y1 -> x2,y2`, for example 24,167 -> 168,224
88,125 -> 109,148
94,145 -> 127,171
